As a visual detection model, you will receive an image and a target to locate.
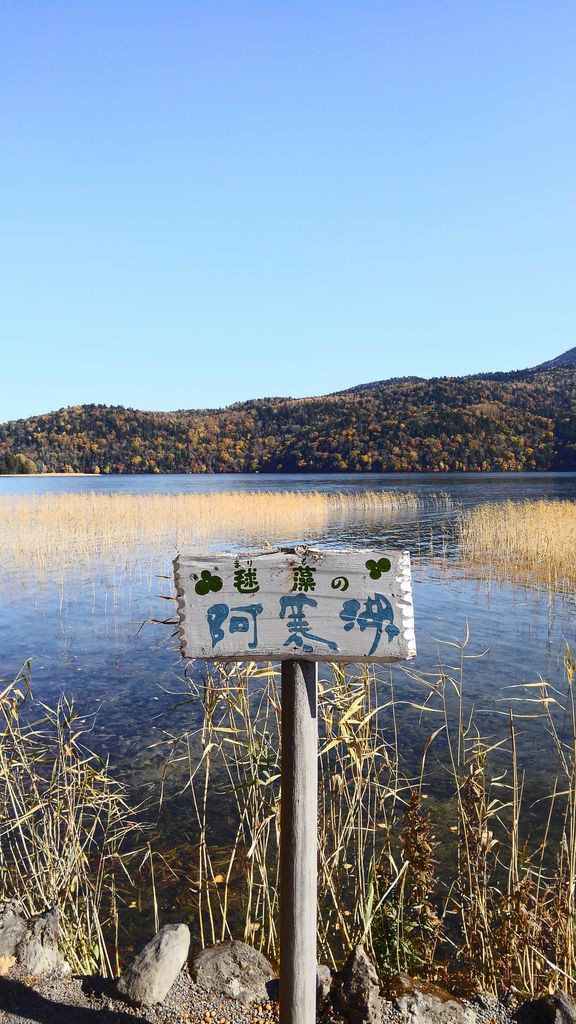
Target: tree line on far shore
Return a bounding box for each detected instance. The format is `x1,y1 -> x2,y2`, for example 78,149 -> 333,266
0,453 -> 38,474
1,364 -> 576,474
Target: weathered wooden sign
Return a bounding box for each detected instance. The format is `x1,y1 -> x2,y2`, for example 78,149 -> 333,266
173,547 -> 416,663
173,544 -> 417,1024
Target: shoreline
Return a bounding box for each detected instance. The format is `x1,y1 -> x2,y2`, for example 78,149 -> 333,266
0,472 -> 94,477
1,469 -> 576,479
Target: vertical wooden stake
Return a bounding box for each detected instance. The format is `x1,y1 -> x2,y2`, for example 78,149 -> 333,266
280,659 -> 318,1024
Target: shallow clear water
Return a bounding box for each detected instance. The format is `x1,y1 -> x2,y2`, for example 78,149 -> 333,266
0,472 -> 575,838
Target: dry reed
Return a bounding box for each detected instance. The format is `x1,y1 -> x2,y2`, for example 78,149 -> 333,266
160,661 -> 414,968
6,489 -> 576,992
166,641 -> 576,997
5,644 -> 576,994
0,664 -> 154,976
0,491 -> 420,579
458,499 -> 576,596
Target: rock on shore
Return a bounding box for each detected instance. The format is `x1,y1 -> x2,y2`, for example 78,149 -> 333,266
191,940 -> 277,1006
0,902 -> 70,978
117,923 -> 190,1007
1,912 -> 575,1024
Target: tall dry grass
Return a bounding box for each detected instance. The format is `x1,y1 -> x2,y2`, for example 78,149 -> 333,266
0,490 -> 422,578
160,661 -> 413,968
5,488 -> 576,994
458,499 -> 576,596
0,664 -> 154,976
165,642 -> 576,996
5,643 -> 576,994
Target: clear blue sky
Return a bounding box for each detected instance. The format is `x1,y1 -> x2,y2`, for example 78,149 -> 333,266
1,2 -> 575,421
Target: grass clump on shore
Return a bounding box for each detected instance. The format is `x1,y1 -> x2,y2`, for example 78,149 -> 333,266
166,642 -> 576,998
0,490 -> 423,578
5,642 -> 576,997
0,664 -> 153,976
458,498 -> 576,596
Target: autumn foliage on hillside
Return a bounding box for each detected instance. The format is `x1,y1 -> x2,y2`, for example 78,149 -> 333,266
1,366 -> 576,473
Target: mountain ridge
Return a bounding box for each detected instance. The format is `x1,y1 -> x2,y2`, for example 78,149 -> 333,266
530,345 -> 576,372
1,349 -> 576,473
332,345 -> 576,395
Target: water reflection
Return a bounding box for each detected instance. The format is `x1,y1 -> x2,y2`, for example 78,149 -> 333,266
0,475 -> 574,867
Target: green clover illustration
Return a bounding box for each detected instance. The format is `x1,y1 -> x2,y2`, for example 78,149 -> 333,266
194,569 -> 223,596
365,557 -> 391,580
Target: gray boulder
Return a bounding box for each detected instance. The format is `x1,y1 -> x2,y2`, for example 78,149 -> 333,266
519,992 -> 576,1023
317,963 -> 332,1006
338,945 -> 381,1024
117,923 -> 190,1007
15,907 -> 70,976
384,973 -> 476,1024
0,902 -> 26,958
191,940 -> 276,1006
0,903 -> 70,977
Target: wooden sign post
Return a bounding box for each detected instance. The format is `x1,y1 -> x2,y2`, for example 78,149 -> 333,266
174,547 -> 416,1024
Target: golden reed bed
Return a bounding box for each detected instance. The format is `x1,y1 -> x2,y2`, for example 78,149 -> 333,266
458,498 -> 576,596
0,490 -> 419,575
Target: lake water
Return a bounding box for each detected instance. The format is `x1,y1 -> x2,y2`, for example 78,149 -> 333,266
1,472 -> 575,935
1,472 -> 575,751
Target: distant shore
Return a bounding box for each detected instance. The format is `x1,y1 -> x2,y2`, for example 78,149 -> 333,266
0,472 -> 94,477
2,469 -> 576,479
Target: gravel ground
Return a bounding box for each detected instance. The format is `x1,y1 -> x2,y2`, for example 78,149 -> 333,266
470,994 -> 515,1024
0,967 -> 521,1024
0,966 -> 278,1024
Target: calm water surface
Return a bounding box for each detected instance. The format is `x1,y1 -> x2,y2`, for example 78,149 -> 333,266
0,472 -> 575,852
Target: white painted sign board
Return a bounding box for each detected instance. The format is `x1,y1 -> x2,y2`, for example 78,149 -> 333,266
174,547 -> 416,663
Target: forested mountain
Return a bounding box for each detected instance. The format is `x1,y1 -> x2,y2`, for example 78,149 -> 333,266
2,351 -> 576,473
